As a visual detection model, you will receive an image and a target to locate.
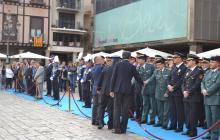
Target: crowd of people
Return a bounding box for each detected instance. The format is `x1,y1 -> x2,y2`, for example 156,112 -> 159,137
0,51 -> 219,140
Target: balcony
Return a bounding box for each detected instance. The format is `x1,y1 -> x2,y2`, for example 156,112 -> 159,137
2,0 -> 20,3
56,0 -> 81,13
51,20 -> 87,35
54,20 -> 75,29
30,0 -> 45,6
52,41 -> 81,47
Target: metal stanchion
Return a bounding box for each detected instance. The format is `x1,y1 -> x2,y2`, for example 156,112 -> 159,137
68,87 -> 71,112
63,81 -> 73,112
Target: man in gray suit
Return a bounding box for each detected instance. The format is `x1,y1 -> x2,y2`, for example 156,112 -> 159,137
34,61 -> 45,99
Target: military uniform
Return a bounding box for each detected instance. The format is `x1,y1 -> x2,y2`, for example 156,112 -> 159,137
148,67 -> 171,128
168,53 -> 187,132
139,63 -> 156,124
182,65 -> 203,137
201,66 -> 220,140
82,66 -> 92,108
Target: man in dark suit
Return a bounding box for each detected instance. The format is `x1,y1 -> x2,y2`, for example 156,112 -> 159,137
182,54 -> 203,137
25,60 -> 35,95
110,51 -> 144,134
91,56 -> 105,125
167,52 -> 187,132
46,59 -> 53,96
97,56 -> 114,129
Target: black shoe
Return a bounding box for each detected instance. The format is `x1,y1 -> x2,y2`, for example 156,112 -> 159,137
140,120 -> 147,124
182,130 -> 190,135
189,131 -> 197,137
175,128 -> 183,133
162,125 -> 168,130
108,126 -> 113,130
98,124 -> 104,129
167,126 -> 176,130
130,118 -> 136,121
147,121 -> 155,125
202,123 -> 207,129
92,122 -> 98,125
112,129 -> 121,134
85,105 -> 91,108
202,135 -> 211,139
153,123 -> 162,127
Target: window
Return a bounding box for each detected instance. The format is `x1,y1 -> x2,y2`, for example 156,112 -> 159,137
30,17 -> 43,38
2,14 -> 18,41
58,13 -> 75,29
96,0 -> 139,14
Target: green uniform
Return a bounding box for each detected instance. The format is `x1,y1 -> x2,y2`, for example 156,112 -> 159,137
148,67 -> 171,127
138,63 -> 156,123
201,68 -> 220,140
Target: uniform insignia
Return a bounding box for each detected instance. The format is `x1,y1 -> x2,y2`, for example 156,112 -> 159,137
199,74 -> 203,79
178,69 -> 181,73
186,72 -> 189,76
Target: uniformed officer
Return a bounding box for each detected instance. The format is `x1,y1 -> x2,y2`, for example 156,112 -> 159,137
77,58 -> 86,101
51,56 -> 60,100
82,60 -> 93,108
136,54 -> 156,125
167,52 -> 187,132
198,58 -> 210,128
146,58 -> 171,129
182,54 -> 203,137
201,56 -> 220,140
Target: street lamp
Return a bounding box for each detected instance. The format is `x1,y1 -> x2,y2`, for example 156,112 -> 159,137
3,14 -> 21,64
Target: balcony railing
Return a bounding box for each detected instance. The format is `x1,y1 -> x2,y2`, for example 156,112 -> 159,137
30,0 -> 45,5
3,0 -> 20,2
56,0 -> 80,11
52,41 -> 81,47
53,20 -> 75,29
1,29 -> 18,42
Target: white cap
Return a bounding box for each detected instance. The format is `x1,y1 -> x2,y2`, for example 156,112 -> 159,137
53,55 -> 59,63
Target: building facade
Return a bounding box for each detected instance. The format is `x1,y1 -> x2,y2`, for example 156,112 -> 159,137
93,0 -> 220,54
48,0 -> 93,62
0,0 -> 50,56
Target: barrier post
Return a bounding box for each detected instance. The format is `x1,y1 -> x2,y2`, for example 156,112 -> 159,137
68,87 -> 71,112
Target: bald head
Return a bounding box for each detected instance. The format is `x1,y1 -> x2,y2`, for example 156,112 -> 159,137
95,56 -> 104,64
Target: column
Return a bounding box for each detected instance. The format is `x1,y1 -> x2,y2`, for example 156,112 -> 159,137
189,44 -> 203,54
19,50 -> 24,62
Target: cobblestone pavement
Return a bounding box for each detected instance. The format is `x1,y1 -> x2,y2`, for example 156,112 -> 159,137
0,93 -> 148,140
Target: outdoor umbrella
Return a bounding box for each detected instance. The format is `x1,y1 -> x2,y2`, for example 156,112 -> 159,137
0,53 -> 7,58
10,52 -> 50,59
197,48 -> 220,58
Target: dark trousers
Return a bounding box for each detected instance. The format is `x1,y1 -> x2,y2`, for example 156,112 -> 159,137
78,81 -> 83,101
134,92 -> 143,119
26,78 -> 34,95
184,101 -> 199,132
92,94 -> 99,124
170,95 -> 184,129
46,78 -> 52,96
98,94 -> 114,128
5,78 -> 12,89
53,79 -> 60,100
113,93 -> 133,133
60,79 -> 67,92
82,82 -> 91,107
198,96 -> 205,126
